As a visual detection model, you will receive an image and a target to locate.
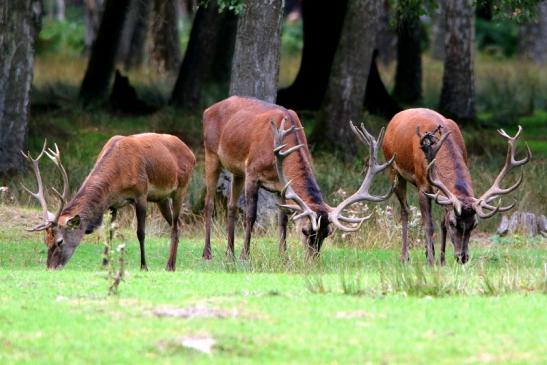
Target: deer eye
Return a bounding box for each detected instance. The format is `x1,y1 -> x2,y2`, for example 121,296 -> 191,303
302,228 -> 311,236
56,239 -> 64,247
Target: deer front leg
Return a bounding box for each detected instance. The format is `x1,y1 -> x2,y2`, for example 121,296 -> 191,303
418,191 -> 435,265
240,179 -> 259,260
278,208 -> 288,257
102,208 -> 118,266
440,214 -> 447,266
227,175 -> 244,258
135,197 -> 148,271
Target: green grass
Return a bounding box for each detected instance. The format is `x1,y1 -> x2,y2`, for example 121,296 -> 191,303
1,207 -> 546,364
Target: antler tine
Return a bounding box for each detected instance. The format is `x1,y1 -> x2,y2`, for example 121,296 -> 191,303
20,140 -> 51,226
328,122 -> 395,233
474,126 -> 530,215
424,159 -> 463,215
44,143 -> 70,222
271,119 -> 319,231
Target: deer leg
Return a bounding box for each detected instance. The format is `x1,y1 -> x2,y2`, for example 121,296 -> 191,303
240,179 -> 259,260
394,176 -> 410,263
203,151 -> 221,260
227,175 -> 244,258
135,197 -> 148,271
102,208 -> 117,266
158,198 -> 178,272
418,191 -> 435,265
440,216 -> 447,266
278,208 -> 288,256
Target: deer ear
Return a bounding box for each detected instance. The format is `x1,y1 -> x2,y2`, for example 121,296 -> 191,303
67,215 -> 81,229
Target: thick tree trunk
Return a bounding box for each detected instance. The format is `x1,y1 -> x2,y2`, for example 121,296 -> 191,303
393,3 -> 422,104
519,2 -> 547,65
364,50 -> 402,119
311,0 -> 379,156
170,4 -> 237,109
150,0 -> 181,73
229,0 -> 284,103
277,0 -> 348,109
83,0 -> 104,56
430,4 -> 445,60
119,0 -> 152,70
375,0 -> 397,64
0,0 -> 42,177
439,0 -> 475,123
55,0 -> 65,21
79,0 -> 131,103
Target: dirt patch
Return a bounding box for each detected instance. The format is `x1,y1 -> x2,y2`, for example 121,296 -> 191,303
152,305 -> 244,319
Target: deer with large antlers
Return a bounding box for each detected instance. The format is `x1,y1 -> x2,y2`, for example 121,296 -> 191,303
202,96 -> 394,260
22,134 -> 196,270
383,108 -> 530,265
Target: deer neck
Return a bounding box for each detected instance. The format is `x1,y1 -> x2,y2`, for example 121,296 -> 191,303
434,137 -> 475,200
283,152 -> 328,213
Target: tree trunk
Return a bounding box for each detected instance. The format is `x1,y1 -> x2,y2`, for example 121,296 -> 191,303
364,50 -> 402,119
150,0 -> 181,73
55,0 -> 65,21
430,4 -> 445,60
375,0 -> 397,65
170,4 -> 237,109
312,0 -> 379,156
0,0 -> 42,177
79,0 -> 131,103
439,0 -> 475,123
229,0 -> 284,103
277,0 -> 348,109
83,0 -> 104,56
119,0 -> 152,70
393,3 -> 422,104
519,2 -> 547,65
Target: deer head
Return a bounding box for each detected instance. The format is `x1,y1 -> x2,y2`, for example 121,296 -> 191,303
423,126 -> 531,263
271,119 -> 395,256
21,141 -> 80,269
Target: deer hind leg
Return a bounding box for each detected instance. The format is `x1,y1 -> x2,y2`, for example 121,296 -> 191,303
418,191 -> 435,265
394,176 -> 410,263
203,151 -> 221,260
158,197 -> 178,272
227,175 -> 244,258
240,179 -> 260,260
102,208 -> 118,266
135,197 -> 148,271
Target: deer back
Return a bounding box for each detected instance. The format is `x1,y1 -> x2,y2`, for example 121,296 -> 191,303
383,108 -> 474,197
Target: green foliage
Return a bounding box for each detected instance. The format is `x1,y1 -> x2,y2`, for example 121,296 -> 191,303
36,19 -> 85,55
476,18 -> 519,57
281,21 -> 303,56
478,0 -> 544,23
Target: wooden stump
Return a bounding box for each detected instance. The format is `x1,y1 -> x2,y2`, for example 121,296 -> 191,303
497,211 -> 547,237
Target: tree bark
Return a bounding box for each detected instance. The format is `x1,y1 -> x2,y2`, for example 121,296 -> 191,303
439,0 -> 475,123
277,0 -> 348,109
170,4 -> 237,109
229,0 -> 284,103
364,50 -> 402,119
312,0 -> 380,156
375,0 -> 397,64
150,0 -> 181,73
0,0 -> 42,177
119,0 -> 152,70
83,0 -> 104,56
393,2 -> 422,104
519,2 -> 547,65
79,0 -> 131,103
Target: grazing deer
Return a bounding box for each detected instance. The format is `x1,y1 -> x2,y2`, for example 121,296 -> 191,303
202,96 -> 394,260
22,134 -> 196,271
382,108 -> 530,265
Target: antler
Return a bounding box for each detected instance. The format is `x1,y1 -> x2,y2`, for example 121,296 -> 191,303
21,140 -> 54,231
45,143 -> 70,223
271,118 -> 320,231
327,122 -> 395,232
473,126 -> 531,218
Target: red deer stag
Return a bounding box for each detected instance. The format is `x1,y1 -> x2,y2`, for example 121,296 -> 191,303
202,96 -> 394,260
22,134 -> 196,271
383,108 -> 530,265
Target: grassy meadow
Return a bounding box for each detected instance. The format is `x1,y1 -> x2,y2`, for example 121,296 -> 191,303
1,21 -> 546,364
